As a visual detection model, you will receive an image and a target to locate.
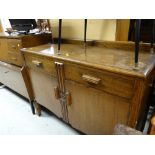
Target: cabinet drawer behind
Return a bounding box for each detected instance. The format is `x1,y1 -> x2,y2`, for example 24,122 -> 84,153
7,39 -> 22,53
8,52 -> 23,66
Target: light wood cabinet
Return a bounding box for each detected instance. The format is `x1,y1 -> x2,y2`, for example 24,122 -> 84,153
0,33 -> 52,114
0,33 -> 52,67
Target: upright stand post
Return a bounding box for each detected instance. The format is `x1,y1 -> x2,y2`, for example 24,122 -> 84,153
150,19 -> 155,54
58,19 -> 62,55
134,19 -> 141,68
84,19 -> 87,47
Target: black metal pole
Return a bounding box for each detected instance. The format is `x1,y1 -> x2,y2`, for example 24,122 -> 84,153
150,19 -> 155,53
84,19 -> 87,47
134,19 -> 141,68
58,19 -> 62,54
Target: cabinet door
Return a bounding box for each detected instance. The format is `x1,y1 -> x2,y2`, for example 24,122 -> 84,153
29,69 -> 62,118
66,80 -> 130,135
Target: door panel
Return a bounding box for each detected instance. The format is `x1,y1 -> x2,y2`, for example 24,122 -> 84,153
29,69 -> 62,118
66,80 -> 130,134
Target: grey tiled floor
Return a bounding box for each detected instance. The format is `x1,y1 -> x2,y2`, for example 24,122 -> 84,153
0,86 -> 79,135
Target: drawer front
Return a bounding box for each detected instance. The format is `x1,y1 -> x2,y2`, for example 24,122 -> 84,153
64,62 -> 135,99
24,53 -> 56,76
8,52 -> 23,66
7,39 -> 22,53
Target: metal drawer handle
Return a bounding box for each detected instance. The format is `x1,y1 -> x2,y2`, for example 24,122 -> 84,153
11,45 -> 16,49
11,57 -> 17,61
32,60 -> 43,67
82,74 -> 101,85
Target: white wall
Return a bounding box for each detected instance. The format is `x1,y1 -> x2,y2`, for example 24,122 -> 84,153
50,19 -> 116,41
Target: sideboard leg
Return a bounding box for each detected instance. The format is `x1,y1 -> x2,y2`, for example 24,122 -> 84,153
34,101 -> 41,116
30,100 -> 35,115
0,82 -> 4,86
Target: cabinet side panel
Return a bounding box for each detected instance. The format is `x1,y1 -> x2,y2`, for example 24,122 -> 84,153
0,63 -> 29,98
0,39 -> 9,62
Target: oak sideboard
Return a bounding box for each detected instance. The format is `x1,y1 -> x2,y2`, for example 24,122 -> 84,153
20,39 -> 155,134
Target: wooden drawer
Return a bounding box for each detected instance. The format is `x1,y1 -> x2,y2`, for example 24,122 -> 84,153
24,53 -> 56,76
7,39 -> 22,53
8,52 -> 23,66
64,62 -> 135,99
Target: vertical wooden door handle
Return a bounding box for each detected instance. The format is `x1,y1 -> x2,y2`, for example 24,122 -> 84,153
66,92 -> 72,106
11,57 -> 17,61
11,45 -> 16,49
54,86 -> 60,99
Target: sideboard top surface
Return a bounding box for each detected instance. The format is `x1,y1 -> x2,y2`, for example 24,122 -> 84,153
21,42 -> 155,79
